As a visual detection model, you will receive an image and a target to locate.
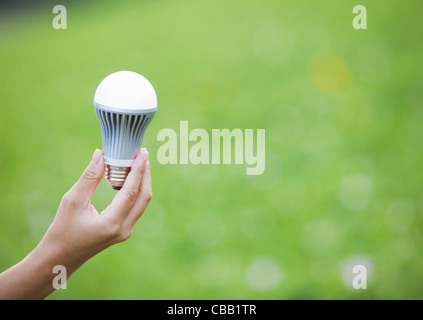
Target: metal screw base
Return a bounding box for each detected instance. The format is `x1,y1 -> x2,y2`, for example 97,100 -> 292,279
105,165 -> 131,190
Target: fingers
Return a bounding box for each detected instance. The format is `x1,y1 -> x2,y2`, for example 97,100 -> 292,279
108,149 -> 149,222
121,159 -> 152,230
66,149 -> 104,207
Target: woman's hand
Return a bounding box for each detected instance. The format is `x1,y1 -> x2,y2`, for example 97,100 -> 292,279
0,148 -> 152,299
43,148 -> 152,263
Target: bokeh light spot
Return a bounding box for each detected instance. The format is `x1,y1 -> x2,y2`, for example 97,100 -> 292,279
301,220 -> 344,255
252,21 -> 294,65
311,53 -> 351,94
340,254 -> 374,289
246,256 -> 282,291
339,173 -> 373,211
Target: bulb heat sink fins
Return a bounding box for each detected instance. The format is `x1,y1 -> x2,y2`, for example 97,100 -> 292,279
94,106 -> 155,189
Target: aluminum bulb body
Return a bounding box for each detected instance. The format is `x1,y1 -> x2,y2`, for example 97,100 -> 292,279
93,71 -> 157,189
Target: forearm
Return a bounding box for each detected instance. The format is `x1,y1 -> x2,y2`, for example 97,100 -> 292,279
0,239 -> 84,300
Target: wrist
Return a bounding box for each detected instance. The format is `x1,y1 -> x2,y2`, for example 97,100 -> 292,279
0,237 -> 84,300
36,231 -> 88,276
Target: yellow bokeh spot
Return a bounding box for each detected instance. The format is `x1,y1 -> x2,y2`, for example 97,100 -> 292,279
311,53 -> 351,94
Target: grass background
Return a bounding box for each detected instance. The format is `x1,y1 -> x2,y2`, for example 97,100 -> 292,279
0,0 -> 423,299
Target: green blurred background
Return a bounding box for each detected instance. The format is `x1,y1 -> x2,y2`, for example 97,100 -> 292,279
1,0 -> 422,299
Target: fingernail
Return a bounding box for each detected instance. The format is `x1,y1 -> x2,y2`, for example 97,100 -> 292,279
92,149 -> 102,165
141,148 -> 149,158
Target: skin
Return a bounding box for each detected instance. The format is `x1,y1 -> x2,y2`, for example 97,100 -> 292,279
0,148 -> 152,300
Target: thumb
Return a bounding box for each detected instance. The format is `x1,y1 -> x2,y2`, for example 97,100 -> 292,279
68,149 -> 104,205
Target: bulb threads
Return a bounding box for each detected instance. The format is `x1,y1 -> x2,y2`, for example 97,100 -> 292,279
105,165 -> 131,190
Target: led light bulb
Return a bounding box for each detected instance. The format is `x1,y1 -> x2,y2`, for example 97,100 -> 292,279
93,71 -> 157,190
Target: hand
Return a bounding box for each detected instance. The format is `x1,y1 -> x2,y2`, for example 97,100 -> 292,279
0,148 -> 152,299
42,148 -> 152,264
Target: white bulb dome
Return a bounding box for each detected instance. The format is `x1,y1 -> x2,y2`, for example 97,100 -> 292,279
94,71 -> 157,113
